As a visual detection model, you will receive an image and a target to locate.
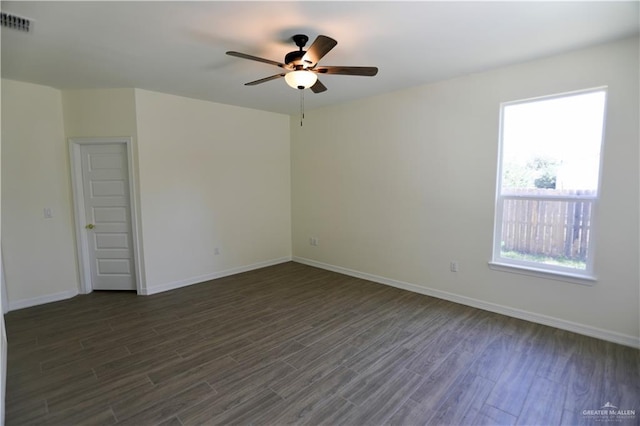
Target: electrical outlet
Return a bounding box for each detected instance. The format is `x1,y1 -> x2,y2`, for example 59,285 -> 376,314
309,237 -> 319,246
450,261 -> 459,272
214,247 -> 220,255
43,207 -> 53,219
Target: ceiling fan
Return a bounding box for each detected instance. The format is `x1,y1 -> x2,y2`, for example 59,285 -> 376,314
226,34 -> 378,93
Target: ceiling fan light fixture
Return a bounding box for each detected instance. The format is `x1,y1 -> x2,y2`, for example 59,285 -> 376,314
285,70 -> 317,90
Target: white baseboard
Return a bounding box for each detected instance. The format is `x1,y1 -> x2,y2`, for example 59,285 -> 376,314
142,256 -> 293,296
292,256 -> 640,349
8,289 -> 79,312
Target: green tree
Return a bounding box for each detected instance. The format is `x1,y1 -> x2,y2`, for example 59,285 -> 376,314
502,155 -> 559,189
529,156 -> 559,189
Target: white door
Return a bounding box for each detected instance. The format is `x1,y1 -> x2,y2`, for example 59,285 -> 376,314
80,143 -> 136,291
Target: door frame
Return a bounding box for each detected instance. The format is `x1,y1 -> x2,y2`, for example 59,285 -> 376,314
69,137 -> 143,294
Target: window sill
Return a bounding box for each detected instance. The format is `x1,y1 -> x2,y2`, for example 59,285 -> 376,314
488,261 -> 597,286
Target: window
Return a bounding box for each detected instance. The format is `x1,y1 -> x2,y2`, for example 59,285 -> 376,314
491,88 -> 607,282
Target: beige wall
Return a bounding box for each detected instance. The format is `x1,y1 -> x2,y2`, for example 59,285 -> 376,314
291,37 -> 640,344
62,88 -> 138,139
0,77 -> 6,426
134,89 -> 291,293
1,80 -> 80,307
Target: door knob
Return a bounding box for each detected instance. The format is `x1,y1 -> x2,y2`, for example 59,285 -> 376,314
85,223 -> 95,230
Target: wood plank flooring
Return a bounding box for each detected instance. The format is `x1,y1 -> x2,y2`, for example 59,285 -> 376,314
4,262 -> 639,425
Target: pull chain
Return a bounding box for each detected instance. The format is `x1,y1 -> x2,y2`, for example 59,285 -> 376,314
299,89 -> 305,126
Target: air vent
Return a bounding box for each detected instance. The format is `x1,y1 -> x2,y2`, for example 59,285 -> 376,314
1,12 -> 31,32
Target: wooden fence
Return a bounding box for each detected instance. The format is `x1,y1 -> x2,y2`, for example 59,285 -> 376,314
501,189 -> 595,260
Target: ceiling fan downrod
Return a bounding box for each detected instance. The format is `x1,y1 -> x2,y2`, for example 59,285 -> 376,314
285,34 -> 309,69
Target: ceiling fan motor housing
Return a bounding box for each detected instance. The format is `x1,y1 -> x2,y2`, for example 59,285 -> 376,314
285,50 -> 307,68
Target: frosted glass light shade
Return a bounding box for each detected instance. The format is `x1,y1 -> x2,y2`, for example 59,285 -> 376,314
284,70 -> 318,89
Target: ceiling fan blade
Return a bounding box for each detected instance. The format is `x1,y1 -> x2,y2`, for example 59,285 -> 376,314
314,66 -> 378,76
302,35 -> 337,67
310,79 -> 327,94
226,51 -> 292,70
245,73 -> 285,86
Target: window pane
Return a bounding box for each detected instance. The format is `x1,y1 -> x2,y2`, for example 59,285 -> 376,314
501,91 -> 606,193
494,89 -> 606,275
500,198 -> 593,270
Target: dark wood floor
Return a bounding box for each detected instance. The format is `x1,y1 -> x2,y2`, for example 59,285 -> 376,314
4,262 -> 639,425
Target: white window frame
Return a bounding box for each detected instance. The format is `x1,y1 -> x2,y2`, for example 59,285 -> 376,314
489,88 -> 607,285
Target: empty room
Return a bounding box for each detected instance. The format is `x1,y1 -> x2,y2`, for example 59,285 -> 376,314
0,1 -> 638,425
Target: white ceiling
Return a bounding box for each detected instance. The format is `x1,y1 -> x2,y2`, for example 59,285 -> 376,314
2,1 -> 638,115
